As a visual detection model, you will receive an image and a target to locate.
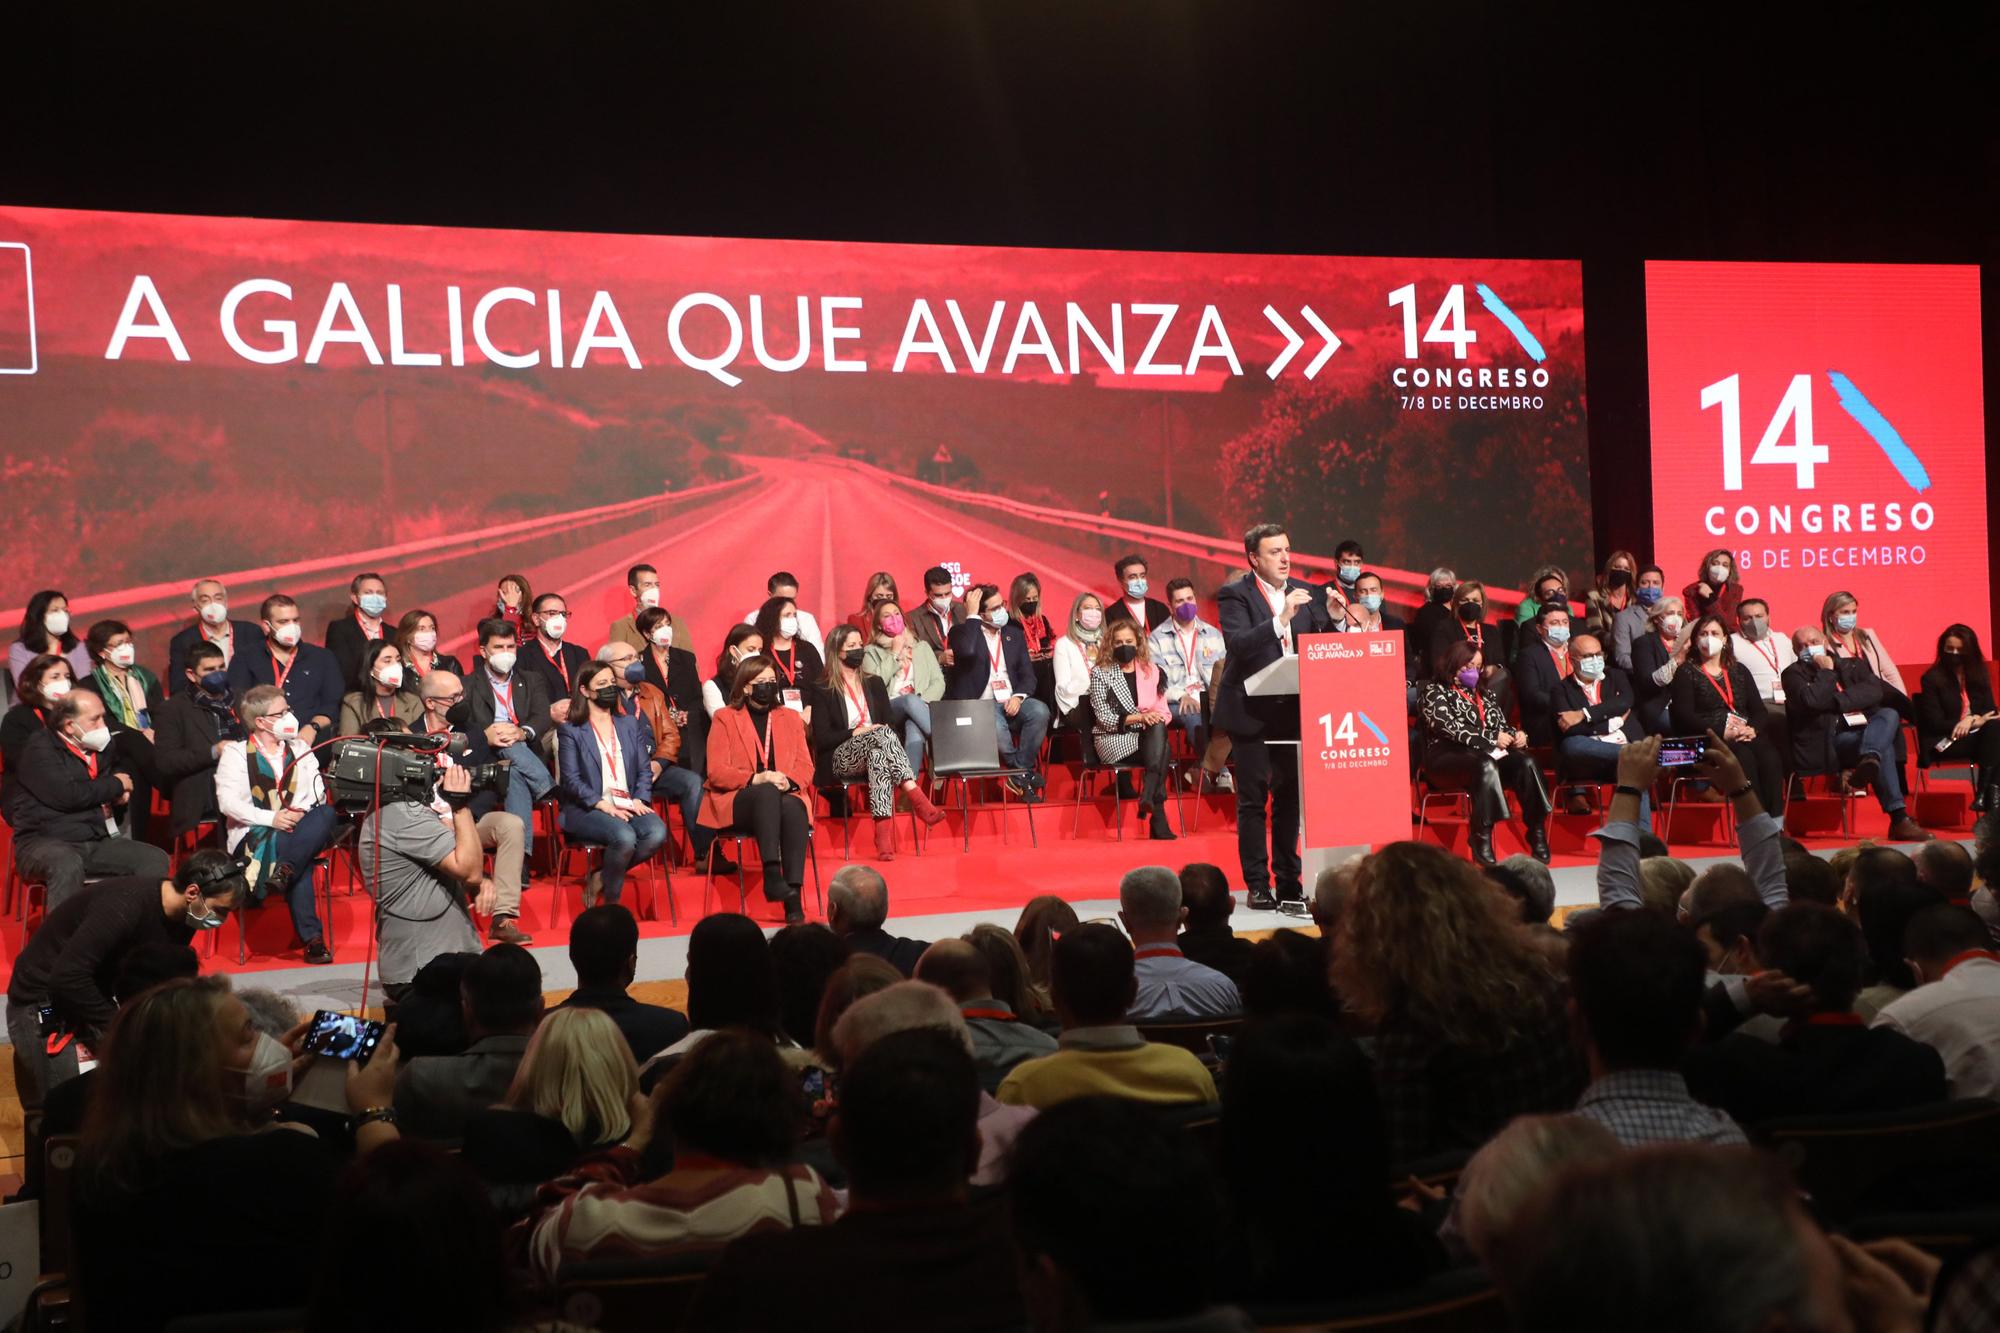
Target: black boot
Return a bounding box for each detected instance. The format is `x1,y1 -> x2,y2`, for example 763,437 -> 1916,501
783,893 -> 805,926
1528,822 -> 1552,864
1469,819 -> 1497,867
1149,806 -> 1176,841
1983,784 -> 1999,819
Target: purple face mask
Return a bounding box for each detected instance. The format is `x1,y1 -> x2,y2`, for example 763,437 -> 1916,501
1172,602 -> 1199,624
1456,667 -> 1481,690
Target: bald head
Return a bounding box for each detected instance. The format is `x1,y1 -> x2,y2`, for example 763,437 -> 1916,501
914,938 -> 991,1003
419,670 -> 462,702
829,864 -> 889,933
597,640 -> 638,673
1914,840 -> 1974,902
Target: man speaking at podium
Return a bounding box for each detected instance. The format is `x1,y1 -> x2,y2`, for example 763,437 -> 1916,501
1212,523 -> 1342,911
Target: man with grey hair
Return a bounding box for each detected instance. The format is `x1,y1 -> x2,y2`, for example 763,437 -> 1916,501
166,576 -> 262,691
1498,853 -> 1558,926
1118,865 -> 1241,1021
827,864 -> 928,976
831,980 -> 1035,1186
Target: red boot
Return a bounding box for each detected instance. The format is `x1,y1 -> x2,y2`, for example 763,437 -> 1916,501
873,817 -> 897,860
906,782 -> 947,827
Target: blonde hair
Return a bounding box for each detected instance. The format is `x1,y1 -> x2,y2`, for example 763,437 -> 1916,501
82,976 -> 247,1192
503,1008 -> 637,1146
1454,1114 -> 1621,1265
1638,856 -> 1697,916
1068,592 -> 1104,641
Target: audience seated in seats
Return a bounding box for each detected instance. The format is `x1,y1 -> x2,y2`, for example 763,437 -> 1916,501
752,592 -> 826,710
909,564 -> 965,668
1844,845 -> 1945,1021
1730,598 -> 1794,751
997,922 -> 1218,1109
1119,864 -> 1242,1020
1010,572 -> 1060,709
1783,849 -> 1842,906
1872,902 -> 2000,1099
608,562 -> 693,654
1089,619 -> 1179,840
1239,928 -> 1344,1022
1637,854 -> 1696,916
1917,623 -> 2000,812
1824,589 -> 1916,805
746,570 -> 825,651
1446,1113 -> 1620,1269
849,570 -> 902,635
3,688 -> 171,913
520,592 -> 593,723
945,582 -> 1052,799
520,1027 -> 837,1284
1627,592 -> 1686,735
1405,566 -> 1457,681
1915,840 -> 1974,908
862,596 -> 945,779
641,913 -> 789,1083
466,1006 -> 637,1197
489,572 -> 532,640
1681,548 -> 1744,630
1550,630 -> 1649,821
227,593 -> 343,745
1104,552 -> 1171,632
1012,1096 -> 1253,1332
1492,854 -> 1558,930
74,975 -> 402,1333
689,1029 -> 1027,1333
1334,842 -> 1584,1161
827,862 -> 930,975
812,954 -> 902,1073
769,920 -> 851,1049
152,640 -> 235,843
1513,599 -> 1575,746
701,655 -> 815,923
1784,625 -> 1931,842
1052,591 -> 1107,732
1583,550 -> 1639,645
338,637 -> 423,735
11,589 -> 93,682
0,652 -> 81,771
915,937 -> 1059,1083
165,578 -> 263,691
324,570 -> 393,688
556,903 -> 691,1062
217,683 -> 340,964
1684,902 -> 1947,1123
965,921 -> 1058,1029
462,616 -> 558,870
632,603 -> 711,779
598,636 -> 726,876
702,623 -> 764,719
556,660 -> 670,909
1152,578 -> 1235,790
1014,893 -> 1081,1011
1339,568 -> 1404,636
812,623 -> 946,858
390,951 -> 476,1056
1419,640 -> 1552,866
1175,861 -> 1256,984
1426,579 -> 1496,688
1312,857 -> 1356,949
1565,908 -> 1747,1146
1976,814 -> 2000,944
1492,1144 -> 1933,1333
395,607 -> 465,680
395,942 -> 544,1145
1320,539 -> 1367,626
83,617 -> 164,842
832,980 -> 1035,1187
1670,613 -> 1786,815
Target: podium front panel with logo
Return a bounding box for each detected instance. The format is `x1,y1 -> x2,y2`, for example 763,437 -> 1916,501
1296,632 -> 1411,876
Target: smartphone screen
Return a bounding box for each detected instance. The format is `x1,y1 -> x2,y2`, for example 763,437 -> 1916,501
303,1009 -> 385,1061
1658,735 -> 1708,768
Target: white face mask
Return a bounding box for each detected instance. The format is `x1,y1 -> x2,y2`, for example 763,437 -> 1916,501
486,649 -> 516,677
375,662 -> 404,689
198,600 -> 229,626
271,622 -> 302,648
637,587 -> 660,608
109,643 -> 137,668
44,610 -> 70,636
541,614 -> 567,641
1708,563 -> 1730,584
43,677 -> 73,701
930,594 -> 951,612
268,711 -> 300,740
778,615 -> 799,639
1698,635 -> 1726,658
411,630 -> 438,652
650,626 -> 673,648
1661,615 -> 1684,635
228,1031 -> 294,1115
75,724 -> 112,753
988,608 -> 1010,629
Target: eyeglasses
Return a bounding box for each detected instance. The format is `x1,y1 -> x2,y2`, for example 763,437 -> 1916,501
431,694 -> 464,706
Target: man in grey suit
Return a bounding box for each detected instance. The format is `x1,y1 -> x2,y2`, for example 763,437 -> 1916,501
392,943 -> 543,1144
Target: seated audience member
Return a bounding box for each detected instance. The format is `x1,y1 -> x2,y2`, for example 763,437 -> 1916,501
1823,589 -> 1909,698
1176,861 -> 1256,984
609,562 -> 692,653
1686,903 -> 1946,1123
1638,855 -> 1696,916
1491,1145 -> 1931,1333
1786,625 -> 1930,840
946,582 -> 1052,798
1551,631 -> 1649,820
1089,619 -> 1178,840
395,607 -> 464,680
4,689 -> 170,912
1015,894 -> 1081,1007
1783,850 -> 1842,906
770,921 -> 851,1050
1583,550 -> 1639,644
966,921 -> 1057,1029
1221,1016 -> 1443,1301
466,1005 -> 637,1189
1,652 -> 80,771
813,623 -> 946,857
1682,548 -> 1744,630
324,570 -> 393,687
850,570 -> 902,635
689,1030 -> 1025,1333
1421,640 -> 1551,865
1611,565 -> 1668,670
1012,1097 -> 1248,1330
1845,846 -> 1945,1020
1671,613 -> 1785,813
395,942 -> 544,1144
1011,572 -> 1060,702
753,592 -> 825,709
1405,566 -> 1457,680
490,572 -> 532,639
645,914 -> 788,1078
217,684 -> 339,964
462,616 -> 557,870
523,1028 -> 837,1283
518,592 -> 591,722
1492,854 -> 1558,929
1873,903 -> 2000,1098
228,594 -> 342,745
558,903 -> 691,1061
998,923 -> 1218,1109
600,637 -> 726,876
827,862 -> 929,974
152,641 -> 234,842
1448,1114 -> 1621,1269
1335,842 -> 1583,1161
1627,594 -> 1686,735
746,570 -> 825,648
1119,864 -> 1242,1020
85,617 -> 160,740
916,938 -> 1058,1082
1151,577 -> 1229,762
1512,563 -> 1571,627
165,578 -> 262,690
557,660 -> 670,908
863,597 -> 944,777
1513,600 -> 1576,746
11,589 -> 93,681
1918,623 -> 2000,811
632,604 -> 709,772
812,954 -> 903,1068
1104,552 -> 1170,631
909,565 -> 963,666
1052,591 -> 1107,732
1339,568 -> 1404,636
1731,596 -> 1795,709
703,623 -> 764,719
1566,909 -> 1746,1145
1239,928 -> 1344,1021
338,638 -> 423,734
75,976 -> 401,1333
703,656 -> 814,923
1916,840 -> 1974,907
1427,579 -> 1495,680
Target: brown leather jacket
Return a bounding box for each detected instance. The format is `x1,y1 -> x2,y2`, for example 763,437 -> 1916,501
632,681 -> 682,765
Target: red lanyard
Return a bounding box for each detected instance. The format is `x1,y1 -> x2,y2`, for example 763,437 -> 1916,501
1464,622 -> 1484,651
1833,632 -> 1877,674
1943,949 -> 2000,977
373,694 -> 396,720
1178,625 -> 1198,672
1702,666 -> 1736,712
355,609 -> 382,640
544,642 -> 571,693
843,676 -> 871,727
1749,637 -> 1783,676
985,630 -> 1006,677
60,734 -> 98,779
1580,679 -> 1602,706
271,647 -> 295,695
774,646 -> 799,686
960,1007 -> 1019,1023
752,713 -> 775,770
491,675 -> 516,724
1456,686 -> 1486,730
1548,644 -> 1571,679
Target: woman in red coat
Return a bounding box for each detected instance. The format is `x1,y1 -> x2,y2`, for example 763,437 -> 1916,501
702,655 -> 817,924
1681,548 -> 1745,631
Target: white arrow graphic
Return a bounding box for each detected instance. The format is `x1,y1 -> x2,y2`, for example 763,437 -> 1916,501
1262,304 -> 1342,380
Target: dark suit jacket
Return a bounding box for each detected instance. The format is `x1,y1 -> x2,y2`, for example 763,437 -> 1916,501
1212,575 -> 1336,738
557,984 -> 691,1063
519,637 -> 593,709
1177,925 -> 1257,986
1915,663 -> 1997,750
842,925 -> 929,977
1407,599 -> 1453,679
392,1032 -> 531,1145
2,728 -> 132,843
557,713 -> 657,808
227,639 -> 344,733
1630,632 -> 1677,714
152,691 -> 224,836
1684,1018 -> 1947,1125
1513,638 -> 1577,746
809,676 -> 897,788
1427,615 -> 1497,682
165,620 -> 263,695
640,644 -> 708,777
910,600 -> 964,658
462,663 -> 554,746
943,620 -> 1037,701
1552,670 -> 1640,741
1782,658 -> 1886,775
1103,594 -> 1170,633
324,612 -> 392,693
1669,661 -> 1767,737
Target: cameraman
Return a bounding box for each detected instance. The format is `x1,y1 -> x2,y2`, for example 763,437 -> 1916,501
417,670 -> 532,945
358,754 -> 488,1014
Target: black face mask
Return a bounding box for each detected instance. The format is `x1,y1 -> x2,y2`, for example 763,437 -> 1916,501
1607,569 -> 1633,590
1431,586 -> 1454,604
1019,599 -> 1040,616
839,648 -> 866,669
748,681 -> 781,709
1112,643 -> 1140,665
1457,603 -> 1483,623
593,686 -> 622,710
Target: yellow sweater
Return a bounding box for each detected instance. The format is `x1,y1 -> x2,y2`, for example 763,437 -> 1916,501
996,1033 -> 1217,1109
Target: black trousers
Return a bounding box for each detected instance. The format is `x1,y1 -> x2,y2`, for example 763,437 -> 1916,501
733,782 -> 809,899
1231,732 -> 1301,899
1424,744 -> 1551,828
1933,726 -> 2000,788
1132,723 -> 1170,807
1730,734 -> 1786,816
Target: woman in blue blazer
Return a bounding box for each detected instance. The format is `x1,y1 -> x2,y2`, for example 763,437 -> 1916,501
557,661 -> 669,907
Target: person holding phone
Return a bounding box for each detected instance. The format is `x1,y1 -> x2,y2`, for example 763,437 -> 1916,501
1670,615 -> 1784,816
1420,640 -> 1552,866
1916,623 -> 2000,813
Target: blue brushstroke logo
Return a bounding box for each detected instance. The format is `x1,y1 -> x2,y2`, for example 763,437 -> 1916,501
1826,371 -> 1930,492
1474,283 -> 1546,363
1355,710 -> 1388,746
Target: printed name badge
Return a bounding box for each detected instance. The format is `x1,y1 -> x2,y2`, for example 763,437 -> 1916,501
1842,711 -> 1868,728
1488,746 -> 1508,761
1726,711 -> 1747,728
1772,687 -> 1786,703
782,687 -> 804,713
991,673 -> 1010,700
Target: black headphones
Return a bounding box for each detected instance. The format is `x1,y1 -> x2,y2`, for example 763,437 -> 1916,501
177,849 -> 250,902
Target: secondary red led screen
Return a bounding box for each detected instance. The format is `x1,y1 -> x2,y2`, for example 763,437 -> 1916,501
1646,261 -> 1988,662
0,205 -> 1584,655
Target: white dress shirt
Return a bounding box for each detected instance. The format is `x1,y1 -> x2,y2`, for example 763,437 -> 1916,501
1873,953 -> 2000,1098
1732,631 -> 1797,703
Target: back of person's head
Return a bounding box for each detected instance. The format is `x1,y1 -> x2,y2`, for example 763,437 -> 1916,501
1490,857 -> 1557,925
1454,1114 -> 1621,1269
914,937 -> 992,1004
305,1140 -> 512,1333
235,988 -> 301,1039
827,863 -> 889,932
1015,894 -> 1081,988
1010,1096 -> 1226,1327
831,979 -> 971,1068
1050,922 -> 1136,1028
1914,840 -> 1975,903
1903,903 -> 1993,985
1177,862 -> 1233,932
1850,848 -> 1942,990
1638,856 -> 1696,916
460,943 -> 544,1035
503,1008 -> 637,1147
111,942 -> 201,1005
1118,865 -> 1182,935
567,903 -> 640,989
657,1027 -> 803,1168
82,976 -> 239,1192
1238,929 -> 1335,1019
1493,1145 -> 1831,1333
1695,900 -> 1769,974
1684,862 -> 1758,923
685,913 -> 780,1035
1782,852 -> 1842,906
394,952 -> 477,1058
1311,857 -> 1359,935
1567,908 -> 1706,1070
964,922 -> 1046,1021
812,953 -> 902,1064
768,922 -> 851,1047
832,1028 -> 980,1203
1756,903 -> 1867,1013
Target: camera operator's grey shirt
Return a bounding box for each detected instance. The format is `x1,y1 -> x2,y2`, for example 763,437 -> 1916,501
359,801 -> 481,986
